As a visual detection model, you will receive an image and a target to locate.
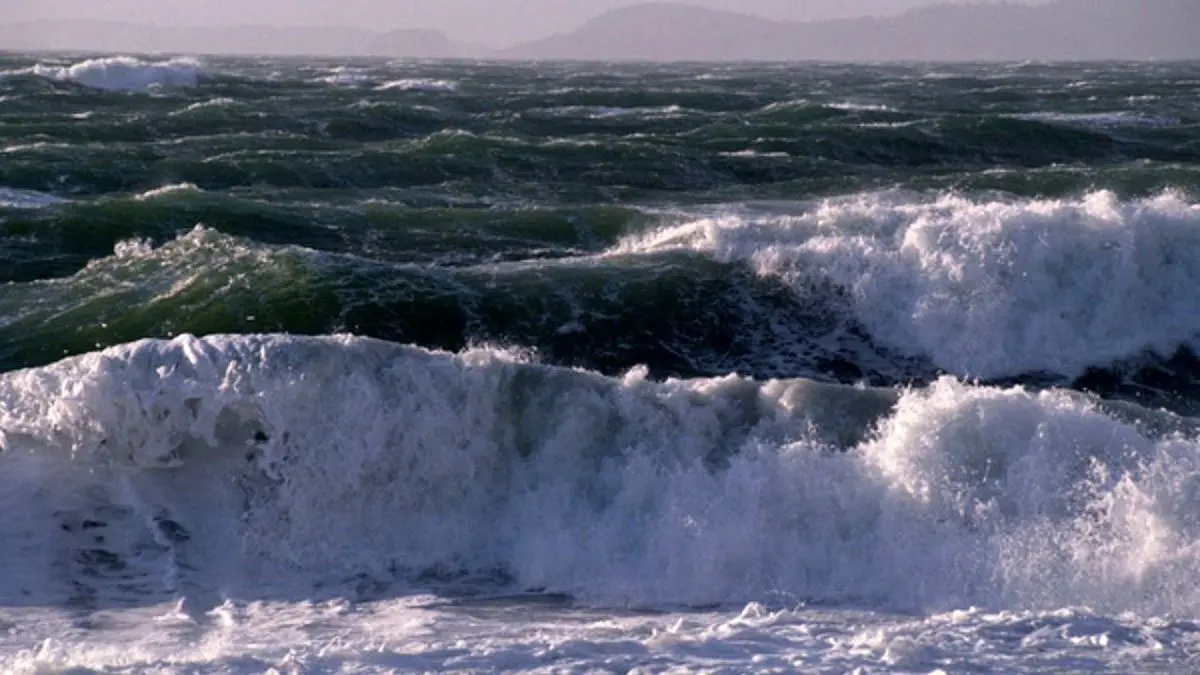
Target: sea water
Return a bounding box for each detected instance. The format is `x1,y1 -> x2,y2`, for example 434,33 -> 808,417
3,55 -> 1200,673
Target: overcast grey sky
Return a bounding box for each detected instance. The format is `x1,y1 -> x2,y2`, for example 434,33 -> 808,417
4,0 -> 1042,48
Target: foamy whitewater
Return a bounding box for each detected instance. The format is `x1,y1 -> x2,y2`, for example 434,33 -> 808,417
620,191 -> 1200,380
4,335 -> 1200,672
4,55 -> 1200,673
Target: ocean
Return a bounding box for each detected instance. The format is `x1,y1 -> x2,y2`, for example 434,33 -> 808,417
2,53 -> 1200,673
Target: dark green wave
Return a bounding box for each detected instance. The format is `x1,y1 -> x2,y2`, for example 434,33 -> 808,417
0,226 -> 914,384
3,56 -> 1200,412
0,195 -> 649,283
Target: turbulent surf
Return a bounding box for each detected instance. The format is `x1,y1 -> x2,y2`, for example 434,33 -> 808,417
3,54 -> 1200,673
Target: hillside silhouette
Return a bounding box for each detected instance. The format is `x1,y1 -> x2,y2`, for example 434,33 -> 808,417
2,1 -> 1196,61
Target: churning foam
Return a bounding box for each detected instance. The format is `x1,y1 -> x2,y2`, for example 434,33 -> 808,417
617,190 -> 1200,379
2,334 -> 1199,614
31,56 -> 204,92
375,78 -> 459,92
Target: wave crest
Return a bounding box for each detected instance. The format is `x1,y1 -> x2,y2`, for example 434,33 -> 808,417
32,56 -> 205,91
618,190 -> 1200,379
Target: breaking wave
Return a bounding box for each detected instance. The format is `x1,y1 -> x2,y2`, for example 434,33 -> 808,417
29,56 -> 205,91
2,334 -> 1200,614
618,190 -> 1200,380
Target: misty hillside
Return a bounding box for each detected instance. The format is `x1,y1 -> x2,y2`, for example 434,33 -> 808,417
505,0 -> 1200,61
0,20 -> 473,58
2,0 -> 1197,61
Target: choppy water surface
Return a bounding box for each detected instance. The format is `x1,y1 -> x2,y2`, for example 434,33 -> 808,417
3,54 -> 1200,673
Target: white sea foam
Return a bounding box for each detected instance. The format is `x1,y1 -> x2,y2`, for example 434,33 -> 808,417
111,237 -> 157,259
172,97 -> 236,115
758,99 -> 812,112
135,183 -> 203,200
375,78 -> 459,92
827,101 -> 895,112
3,334 -> 1200,672
31,56 -> 205,92
616,191 -> 1200,379
539,104 -> 687,119
5,599 -> 1193,674
1015,111 -> 1179,129
588,104 -> 685,119
720,149 -> 790,158
0,187 -> 65,209
755,99 -> 896,115
2,334 -> 1199,617
319,67 -> 373,86
2,141 -> 68,154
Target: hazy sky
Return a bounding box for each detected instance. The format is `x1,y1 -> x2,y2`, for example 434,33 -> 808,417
4,0 -> 1043,48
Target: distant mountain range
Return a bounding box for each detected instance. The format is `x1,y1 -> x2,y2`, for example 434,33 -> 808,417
3,1 -> 1198,62
504,0 -> 1200,61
